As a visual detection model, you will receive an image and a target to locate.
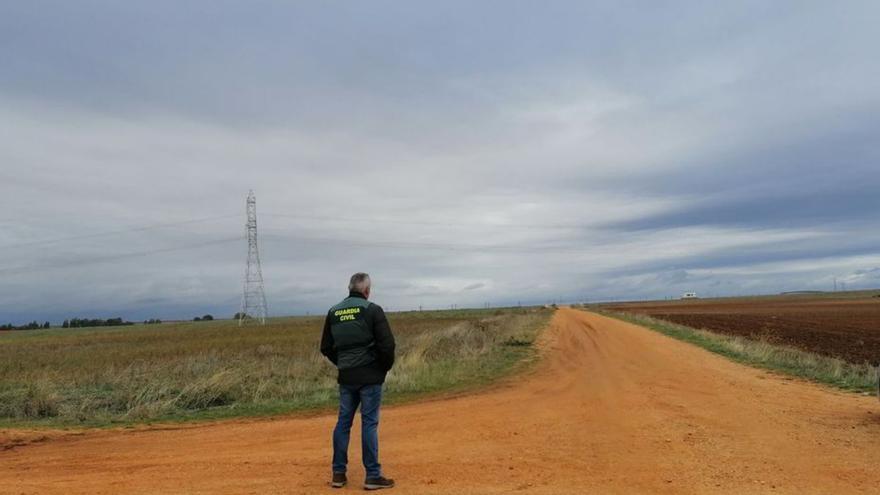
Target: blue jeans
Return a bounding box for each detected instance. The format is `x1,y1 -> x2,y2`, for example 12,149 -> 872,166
332,383 -> 383,478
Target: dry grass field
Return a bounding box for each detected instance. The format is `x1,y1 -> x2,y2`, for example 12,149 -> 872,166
0,307 -> 552,427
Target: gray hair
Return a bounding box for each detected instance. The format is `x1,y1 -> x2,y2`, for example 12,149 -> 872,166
348,272 -> 371,293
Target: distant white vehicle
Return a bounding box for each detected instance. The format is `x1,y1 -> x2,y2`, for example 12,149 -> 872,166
681,292 -> 698,300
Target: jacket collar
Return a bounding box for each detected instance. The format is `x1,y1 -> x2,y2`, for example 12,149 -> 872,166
348,291 -> 367,300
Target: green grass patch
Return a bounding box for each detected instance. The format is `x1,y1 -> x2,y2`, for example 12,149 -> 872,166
594,309 -> 878,394
0,306 -> 553,428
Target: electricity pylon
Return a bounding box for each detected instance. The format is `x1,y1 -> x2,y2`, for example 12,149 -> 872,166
239,190 -> 268,325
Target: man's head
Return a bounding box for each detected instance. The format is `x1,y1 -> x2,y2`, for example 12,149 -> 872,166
349,272 -> 371,299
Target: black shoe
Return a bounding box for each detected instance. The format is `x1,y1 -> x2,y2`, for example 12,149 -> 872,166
364,476 -> 395,490
331,472 -> 347,488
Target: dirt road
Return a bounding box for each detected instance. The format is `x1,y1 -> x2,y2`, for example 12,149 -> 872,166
3,308 -> 879,494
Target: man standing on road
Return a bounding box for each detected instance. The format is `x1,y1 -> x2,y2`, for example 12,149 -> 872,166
320,273 -> 396,490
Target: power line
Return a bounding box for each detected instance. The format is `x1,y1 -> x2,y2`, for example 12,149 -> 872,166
0,214 -> 241,251
2,210 -> 596,278
2,209 -> 587,253
0,236 -> 242,276
262,212 -> 593,231
1,228 -> 587,278
260,229 -> 590,254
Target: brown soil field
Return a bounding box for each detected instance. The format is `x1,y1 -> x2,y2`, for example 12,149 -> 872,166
604,293 -> 880,364
2,308 -> 880,494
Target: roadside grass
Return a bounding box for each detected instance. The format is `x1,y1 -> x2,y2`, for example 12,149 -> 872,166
594,309 -> 878,394
0,307 -> 552,428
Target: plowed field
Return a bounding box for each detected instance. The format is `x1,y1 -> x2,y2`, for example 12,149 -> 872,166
603,293 -> 880,364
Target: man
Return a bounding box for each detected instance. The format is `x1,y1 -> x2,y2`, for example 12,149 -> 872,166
320,272 -> 396,490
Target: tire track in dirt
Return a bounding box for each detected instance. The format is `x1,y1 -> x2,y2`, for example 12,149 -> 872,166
2,308 -> 879,494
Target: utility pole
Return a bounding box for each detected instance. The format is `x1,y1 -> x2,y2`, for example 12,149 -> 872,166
239,190 -> 268,325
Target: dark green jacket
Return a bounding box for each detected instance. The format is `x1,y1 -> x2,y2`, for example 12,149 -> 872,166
320,291 -> 396,385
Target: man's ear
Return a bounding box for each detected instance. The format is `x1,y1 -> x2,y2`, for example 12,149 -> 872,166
364,287 -> 371,299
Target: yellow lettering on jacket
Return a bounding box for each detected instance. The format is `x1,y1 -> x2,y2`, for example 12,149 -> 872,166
334,307 -> 361,318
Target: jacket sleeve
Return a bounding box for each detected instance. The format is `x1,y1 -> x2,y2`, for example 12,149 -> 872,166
370,305 -> 396,372
320,312 -> 338,365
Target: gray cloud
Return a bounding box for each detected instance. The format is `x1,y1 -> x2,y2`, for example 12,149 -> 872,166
1,1 -> 879,323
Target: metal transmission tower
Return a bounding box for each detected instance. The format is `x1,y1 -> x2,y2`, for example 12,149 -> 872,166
239,190 -> 268,325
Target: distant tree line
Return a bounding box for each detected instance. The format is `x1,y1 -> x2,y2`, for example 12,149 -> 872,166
0,321 -> 50,330
3,313 -> 221,331
63,317 -> 134,328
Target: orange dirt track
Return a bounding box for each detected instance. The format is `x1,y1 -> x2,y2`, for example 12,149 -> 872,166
3,308 -> 880,494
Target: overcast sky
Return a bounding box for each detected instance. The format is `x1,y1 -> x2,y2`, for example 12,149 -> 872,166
2,1 -> 879,323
